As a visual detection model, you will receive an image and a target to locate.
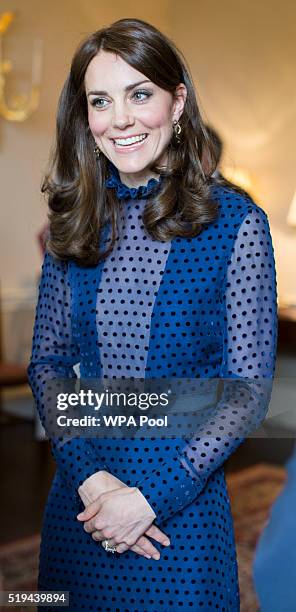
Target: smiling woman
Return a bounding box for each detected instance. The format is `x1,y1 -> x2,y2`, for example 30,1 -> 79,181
28,16 -> 277,612
41,18 -> 219,267
85,52 -> 186,184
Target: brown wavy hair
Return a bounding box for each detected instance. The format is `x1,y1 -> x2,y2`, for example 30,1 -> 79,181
43,18 -> 220,267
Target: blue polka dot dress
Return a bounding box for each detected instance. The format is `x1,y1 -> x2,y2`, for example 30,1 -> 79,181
28,162 -> 278,611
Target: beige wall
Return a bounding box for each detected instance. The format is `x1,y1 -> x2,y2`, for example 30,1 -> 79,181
0,0 -> 171,309
0,0 -> 295,359
171,0 -> 296,304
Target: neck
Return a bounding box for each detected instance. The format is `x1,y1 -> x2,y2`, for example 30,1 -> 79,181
118,168 -> 161,188
116,150 -> 168,188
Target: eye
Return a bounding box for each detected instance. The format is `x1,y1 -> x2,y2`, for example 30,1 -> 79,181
132,90 -> 152,102
90,97 -> 109,109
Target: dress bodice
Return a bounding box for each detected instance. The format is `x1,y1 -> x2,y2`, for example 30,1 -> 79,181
98,163 -> 170,378
28,168 -> 277,611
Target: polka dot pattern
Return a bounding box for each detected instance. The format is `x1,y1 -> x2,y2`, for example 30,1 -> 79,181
28,183 -> 277,611
97,199 -> 170,378
27,255 -> 109,499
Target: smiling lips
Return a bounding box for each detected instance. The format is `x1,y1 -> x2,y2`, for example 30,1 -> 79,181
111,133 -> 148,149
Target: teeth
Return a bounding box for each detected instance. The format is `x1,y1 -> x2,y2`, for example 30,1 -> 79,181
113,134 -> 147,146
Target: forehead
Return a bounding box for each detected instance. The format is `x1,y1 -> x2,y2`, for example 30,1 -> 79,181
84,50 -> 148,92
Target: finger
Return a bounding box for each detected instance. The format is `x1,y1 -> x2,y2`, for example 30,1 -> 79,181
115,542 -> 129,554
83,512 -> 106,533
115,532 -> 161,560
108,520 -> 152,550
83,520 -> 96,534
97,535 -> 118,548
83,516 -> 104,533
77,498 -> 102,521
133,535 -> 160,559
145,524 -> 170,546
90,530 -> 104,541
114,541 -> 154,559
130,542 -> 154,559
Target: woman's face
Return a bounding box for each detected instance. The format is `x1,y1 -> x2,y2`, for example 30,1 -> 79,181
85,51 -> 187,186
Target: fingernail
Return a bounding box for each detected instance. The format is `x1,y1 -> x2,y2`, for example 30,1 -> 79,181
163,540 -> 170,546
145,554 -> 151,559
152,553 -> 160,560
77,513 -> 83,519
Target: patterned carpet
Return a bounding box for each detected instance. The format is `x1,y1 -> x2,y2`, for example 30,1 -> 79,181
0,464 -> 286,611
226,463 -> 286,611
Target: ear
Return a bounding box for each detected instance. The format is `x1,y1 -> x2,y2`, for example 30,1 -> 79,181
172,83 -> 187,122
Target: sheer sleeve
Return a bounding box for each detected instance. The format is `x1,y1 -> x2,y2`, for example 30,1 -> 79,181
27,252 -> 109,500
136,206 -> 278,525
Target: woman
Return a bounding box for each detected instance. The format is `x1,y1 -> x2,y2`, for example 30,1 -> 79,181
28,18 -> 277,611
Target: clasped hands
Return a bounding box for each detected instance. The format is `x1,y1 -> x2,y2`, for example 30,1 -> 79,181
77,470 -> 170,560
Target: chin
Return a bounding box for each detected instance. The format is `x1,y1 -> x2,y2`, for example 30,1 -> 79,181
113,158 -> 153,174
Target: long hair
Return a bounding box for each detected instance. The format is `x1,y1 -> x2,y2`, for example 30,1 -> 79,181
43,18 -> 220,266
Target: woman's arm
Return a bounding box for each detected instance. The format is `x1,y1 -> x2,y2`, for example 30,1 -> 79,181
29,252 -> 170,557
28,252 -> 109,499
135,205 -> 278,525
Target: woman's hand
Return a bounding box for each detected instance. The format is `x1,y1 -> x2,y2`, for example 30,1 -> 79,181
77,486 -> 170,558
78,470 -> 126,505
78,471 -> 170,559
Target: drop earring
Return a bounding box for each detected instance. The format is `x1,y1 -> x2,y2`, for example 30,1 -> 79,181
173,119 -> 182,144
94,144 -> 101,158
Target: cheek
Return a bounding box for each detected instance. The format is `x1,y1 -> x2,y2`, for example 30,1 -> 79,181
88,110 -> 109,137
143,103 -> 173,130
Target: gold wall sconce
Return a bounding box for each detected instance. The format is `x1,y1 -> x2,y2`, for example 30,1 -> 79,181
0,11 -> 42,122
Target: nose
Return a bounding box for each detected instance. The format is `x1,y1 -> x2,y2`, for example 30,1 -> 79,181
112,101 -> 134,130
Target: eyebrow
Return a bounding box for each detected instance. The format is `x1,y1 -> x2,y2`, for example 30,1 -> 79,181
87,79 -> 152,97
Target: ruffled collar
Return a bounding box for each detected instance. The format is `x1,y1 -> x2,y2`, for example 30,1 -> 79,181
105,161 -> 162,200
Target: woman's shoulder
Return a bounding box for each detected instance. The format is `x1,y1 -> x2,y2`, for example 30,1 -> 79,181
210,181 -> 268,225
41,250 -> 69,277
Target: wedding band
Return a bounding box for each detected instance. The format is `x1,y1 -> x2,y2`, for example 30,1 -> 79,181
102,539 -> 117,553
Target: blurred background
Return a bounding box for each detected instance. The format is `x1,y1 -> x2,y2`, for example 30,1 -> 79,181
0,1 -> 295,609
